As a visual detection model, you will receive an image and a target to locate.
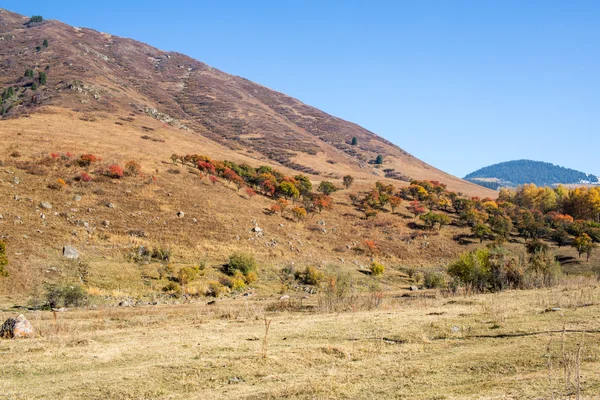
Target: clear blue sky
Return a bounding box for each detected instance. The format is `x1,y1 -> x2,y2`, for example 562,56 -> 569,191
6,1 -> 600,177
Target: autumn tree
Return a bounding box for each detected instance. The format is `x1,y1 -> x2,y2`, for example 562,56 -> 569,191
342,175 -> 354,190
124,160 -> 141,176
312,194 -> 332,213
408,200 -> 426,218
294,175 -> 312,196
278,181 -> 300,200
472,223 -> 492,243
573,233 -> 593,260
292,207 -> 307,222
551,228 -> 570,247
388,196 -> 402,212
318,181 -> 338,195
197,161 -> 215,177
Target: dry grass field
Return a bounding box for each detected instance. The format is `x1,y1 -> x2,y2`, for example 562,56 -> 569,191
1,279 -> 599,399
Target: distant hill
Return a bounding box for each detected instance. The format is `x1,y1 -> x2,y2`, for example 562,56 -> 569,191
464,160 -> 599,189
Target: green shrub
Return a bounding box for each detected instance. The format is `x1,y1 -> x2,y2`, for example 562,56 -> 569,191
207,281 -> 224,297
162,281 -> 182,297
423,271 -> 446,289
220,272 -> 247,292
370,262 -> 385,276
294,266 -> 324,285
151,247 -> 171,262
29,16 -> 44,23
225,252 -> 256,276
45,284 -> 87,308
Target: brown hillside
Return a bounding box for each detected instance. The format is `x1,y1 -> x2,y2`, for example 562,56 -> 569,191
0,9 -> 501,303
0,8 -> 490,196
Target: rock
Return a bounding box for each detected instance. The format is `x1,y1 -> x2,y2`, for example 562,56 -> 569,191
252,226 -> 263,233
13,177 -> 20,184
102,220 -> 110,227
40,202 -> 52,210
13,195 -> 20,201
228,377 -> 244,384
40,213 -> 45,219
73,195 -> 83,202
176,211 -> 185,218
62,245 -> 80,259
107,203 -> 116,209
0,214 -> 3,219
451,326 -> 461,333
119,300 -> 133,307
0,314 -> 35,339
317,220 -> 326,226
409,285 -> 419,291
279,295 -> 290,301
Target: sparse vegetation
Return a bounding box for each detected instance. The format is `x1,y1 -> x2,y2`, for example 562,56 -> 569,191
0,240 -> 8,277
369,262 -> 385,276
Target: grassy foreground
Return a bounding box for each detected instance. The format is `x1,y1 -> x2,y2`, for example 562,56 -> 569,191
1,280 -> 600,399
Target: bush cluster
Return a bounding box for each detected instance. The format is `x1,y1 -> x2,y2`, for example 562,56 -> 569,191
447,246 -> 561,293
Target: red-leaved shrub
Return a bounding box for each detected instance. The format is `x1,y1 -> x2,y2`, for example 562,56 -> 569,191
107,164 -> 124,179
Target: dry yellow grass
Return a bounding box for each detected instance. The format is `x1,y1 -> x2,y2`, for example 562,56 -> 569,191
1,279 -> 599,399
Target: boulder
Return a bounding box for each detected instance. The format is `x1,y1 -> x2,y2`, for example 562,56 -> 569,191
62,245 -> 79,259
0,314 -> 34,339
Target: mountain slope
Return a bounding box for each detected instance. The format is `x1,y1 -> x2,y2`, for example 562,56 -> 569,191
0,8 -> 490,196
465,160 -> 599,188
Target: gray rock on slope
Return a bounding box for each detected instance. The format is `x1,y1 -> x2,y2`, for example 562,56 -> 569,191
62,246 -> 79,259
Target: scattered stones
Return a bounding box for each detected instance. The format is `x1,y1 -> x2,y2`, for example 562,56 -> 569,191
228,377 -> 244,385
40,202 -> 52,210
176,211 -> 185,218
62,245 -> 80,259
0,314 -> 34,339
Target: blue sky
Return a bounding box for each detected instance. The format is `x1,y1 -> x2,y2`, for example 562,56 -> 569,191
6,1 -> 600,177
